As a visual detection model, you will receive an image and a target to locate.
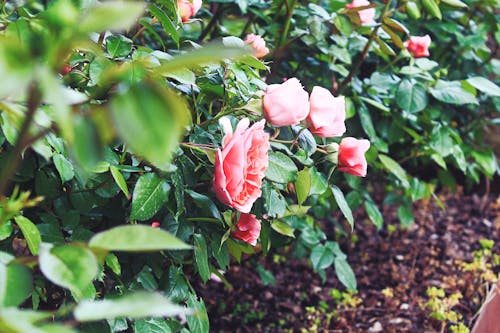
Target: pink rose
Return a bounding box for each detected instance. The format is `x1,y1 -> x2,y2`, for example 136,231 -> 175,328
178,0 -> 202,22
263,78 -> 310,127
345,0 -> 376,25
213,118 -> 270,213
307,86 -> 346,138
232,213 -> 261,246
244,34 -> 270,58
338,137 -> 370,177
151,222 -> 160,228
404,35 -> 431,58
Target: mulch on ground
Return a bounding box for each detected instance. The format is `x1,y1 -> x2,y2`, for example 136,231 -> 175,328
195,190 -> 500,332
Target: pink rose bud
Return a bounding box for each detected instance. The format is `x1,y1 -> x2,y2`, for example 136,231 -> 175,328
404,35 -> 431,58
345,0 -> 376,25
232,213 -> 261,246
338,137 -> 370,177
307,86 -> 346,138
244,34 -> 270,58
151,222 -> 160,228
263,78 -> 310,127
178,0 -> 202,22
213,118 -> 270,213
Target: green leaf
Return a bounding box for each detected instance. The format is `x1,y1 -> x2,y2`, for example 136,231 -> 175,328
396,80 -> 428,113
0,263 -> 33,307
364,200 -> 383,229
441,0 -> 468,8
466,77 -> 500,97
378,154 -> 410,188
0,221 -> 14,241
130,173 -> 171,221
110,166 -> 129,198
105,253 -> 121,275
332,186 -> 354,230
334,258 -> 357,291
421,0 -> 442,19
357,104 -> 376,140
271,221 -> 295,238
53,154 -> 75,183
106,35 -> 133,58
14,216 -> 41,255
186,190 -> 222,220
405,1 -> 421,19
472,149 -> 498,177
0,308 -> 52,333
79,2 -> 146,33
295,169 -> 311,205
149,5 -> 179,46
156,43 -> 249,75
308,167 -> 328,196
39,243 -> 98,298
256,263 -> 276,286
193,234 -> 210,283
262,184 -> 287,218
134,319 -> 172,333
89,225 -> 191,252
310,244 -> 334,270
430,80 -> 478,105
74,292 -> 189,322
111,81 -> 191,171
266,152 -> 298,183
186,293 -> 209,333
397,204 -> 414,227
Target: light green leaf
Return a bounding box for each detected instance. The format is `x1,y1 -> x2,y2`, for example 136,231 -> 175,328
134,319 -> 172,333
421,0 -> 442,19
79,1 -> 145,33
186,293 -> 209,333
266,152 -> 298,183
295,169 -> 311,205
74,292 -> 189,322
53,154 -> 74,183
334,258 -> 357,291
466,77 -> 500,97
39,243 -> 98,298
106,35 -> 133,58
364,200 -> 383,229
441,0 -> 468,8
430,80 -> 478,105
110,166 -> 129,198
310,244 -> 334,270
0,263 -> 33,307
332,186 -> 354,230
14,216 -> 41,255
397,204 -> 414,227
89,225 -> 191,252
378,154 -> 410,188
130,173 -> 170,221
396,80 -> 428,113
111,82 -> 191,171
194,234 -> 210,283
271,221 -> 295,238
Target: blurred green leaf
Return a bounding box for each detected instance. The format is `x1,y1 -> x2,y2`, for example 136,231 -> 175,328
106,35 -> 133,58
466,77 -> 500,97
74,291 -> 189,321
79,1 -> 145,33
89,225 -> 191,252
364,200 -> 383,229
186,293 -> 209,333
0,263 -> 33,307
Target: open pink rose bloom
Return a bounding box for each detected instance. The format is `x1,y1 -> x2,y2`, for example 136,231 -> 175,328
338,137 -> 370,177
213,118 -> 270,213
404,35 -> 431,58
263,78 -> 310,127
232,213 -> 262,246
307,86 -> 346,138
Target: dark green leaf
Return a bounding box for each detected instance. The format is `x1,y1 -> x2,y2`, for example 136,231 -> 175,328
106,35 -> 133,58
310,244 -> 334,270
334,258 -> 357,291
466,77 -> 500,97
186,294 -> 209,333
130,173 -> 171,221
378,154 -> 410,188
53,154 -> 74,183
396,80 -> 428,113
364,200 -> 383,229
193,234 -> 210,283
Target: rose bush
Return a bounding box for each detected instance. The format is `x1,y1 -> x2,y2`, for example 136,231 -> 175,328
0,0 -> 498,331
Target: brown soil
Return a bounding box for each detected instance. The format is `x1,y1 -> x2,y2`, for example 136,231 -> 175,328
195,190 -> 500,332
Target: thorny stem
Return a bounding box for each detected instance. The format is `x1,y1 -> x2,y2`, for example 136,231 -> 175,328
0,84 -> 42,197
336,0 -> 393,95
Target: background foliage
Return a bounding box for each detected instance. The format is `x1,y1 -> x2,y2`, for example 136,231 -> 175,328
0,0 -> 498,332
